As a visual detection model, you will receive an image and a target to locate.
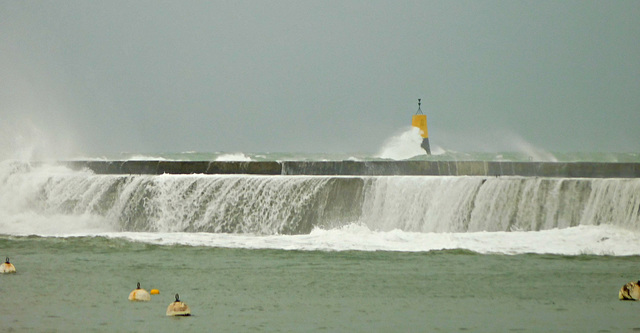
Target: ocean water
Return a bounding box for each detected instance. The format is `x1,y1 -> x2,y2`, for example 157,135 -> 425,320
2,144 -> 640,331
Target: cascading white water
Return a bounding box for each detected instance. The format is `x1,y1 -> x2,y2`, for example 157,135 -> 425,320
359,176 -> 486,232
128,174 -> 338,234
1,161 -> 639,235
359,176 -> 640,232
581,179 -> 640,229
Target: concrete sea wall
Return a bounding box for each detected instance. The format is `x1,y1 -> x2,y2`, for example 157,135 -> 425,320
60,160 -> 640,178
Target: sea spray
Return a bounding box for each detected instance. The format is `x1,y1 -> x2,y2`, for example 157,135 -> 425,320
215,153 -> 252,161
0,161 -> 116,235
376,127 -> 426,160
504,132 -> 558,162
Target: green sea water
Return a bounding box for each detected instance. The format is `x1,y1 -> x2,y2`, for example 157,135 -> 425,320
2,235 -> 640,332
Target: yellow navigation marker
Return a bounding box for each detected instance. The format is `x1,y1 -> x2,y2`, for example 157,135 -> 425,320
166,293 -> 191,316
411,98 -> 431,154
150,289 -> 160,295
0,257 -> 16,274
128,282 -> 151,301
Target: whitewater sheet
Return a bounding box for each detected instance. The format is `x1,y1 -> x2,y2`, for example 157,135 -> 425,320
1,161 -> 640,256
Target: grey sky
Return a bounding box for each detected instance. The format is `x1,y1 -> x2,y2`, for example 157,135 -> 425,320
1,0 -> 639,157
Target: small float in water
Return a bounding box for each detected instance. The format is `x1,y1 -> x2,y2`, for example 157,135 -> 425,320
128,282 -> 151,301
166,293 -> 191,316
0,257 -> 16,274
619,281 -> 640,300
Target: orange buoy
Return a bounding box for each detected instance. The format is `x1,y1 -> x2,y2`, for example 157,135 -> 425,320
150,289 -> 160,295
0,257 -> 16,274
128,282 -> 151,301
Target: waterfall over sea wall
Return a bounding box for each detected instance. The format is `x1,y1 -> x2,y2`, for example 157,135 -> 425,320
2,162 -> 639,235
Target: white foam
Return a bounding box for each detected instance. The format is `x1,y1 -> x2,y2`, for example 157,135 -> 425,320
0,161 -> 116,235
0,213 -> 116,236
105,225 -> 640,255
376,127 -> 426,160
126,155 -> 171,161
3,223 -> 634,256
430,144 -> 447,155
215,153 -> 252,161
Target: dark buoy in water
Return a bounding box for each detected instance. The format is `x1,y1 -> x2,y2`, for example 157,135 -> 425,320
166,293 -> 191,316
411,98 -> 431,154
128,282 -> 151,301
1,257 -> 16,274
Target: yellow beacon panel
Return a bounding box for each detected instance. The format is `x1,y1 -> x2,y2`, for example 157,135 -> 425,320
411,114 -> 429,138
411,99 -> 431,155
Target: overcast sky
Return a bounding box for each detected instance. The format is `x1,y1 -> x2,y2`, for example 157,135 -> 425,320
1,0 -> 639,158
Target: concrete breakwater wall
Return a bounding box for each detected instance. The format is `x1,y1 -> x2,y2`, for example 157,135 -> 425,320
60,160 -> 640,178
